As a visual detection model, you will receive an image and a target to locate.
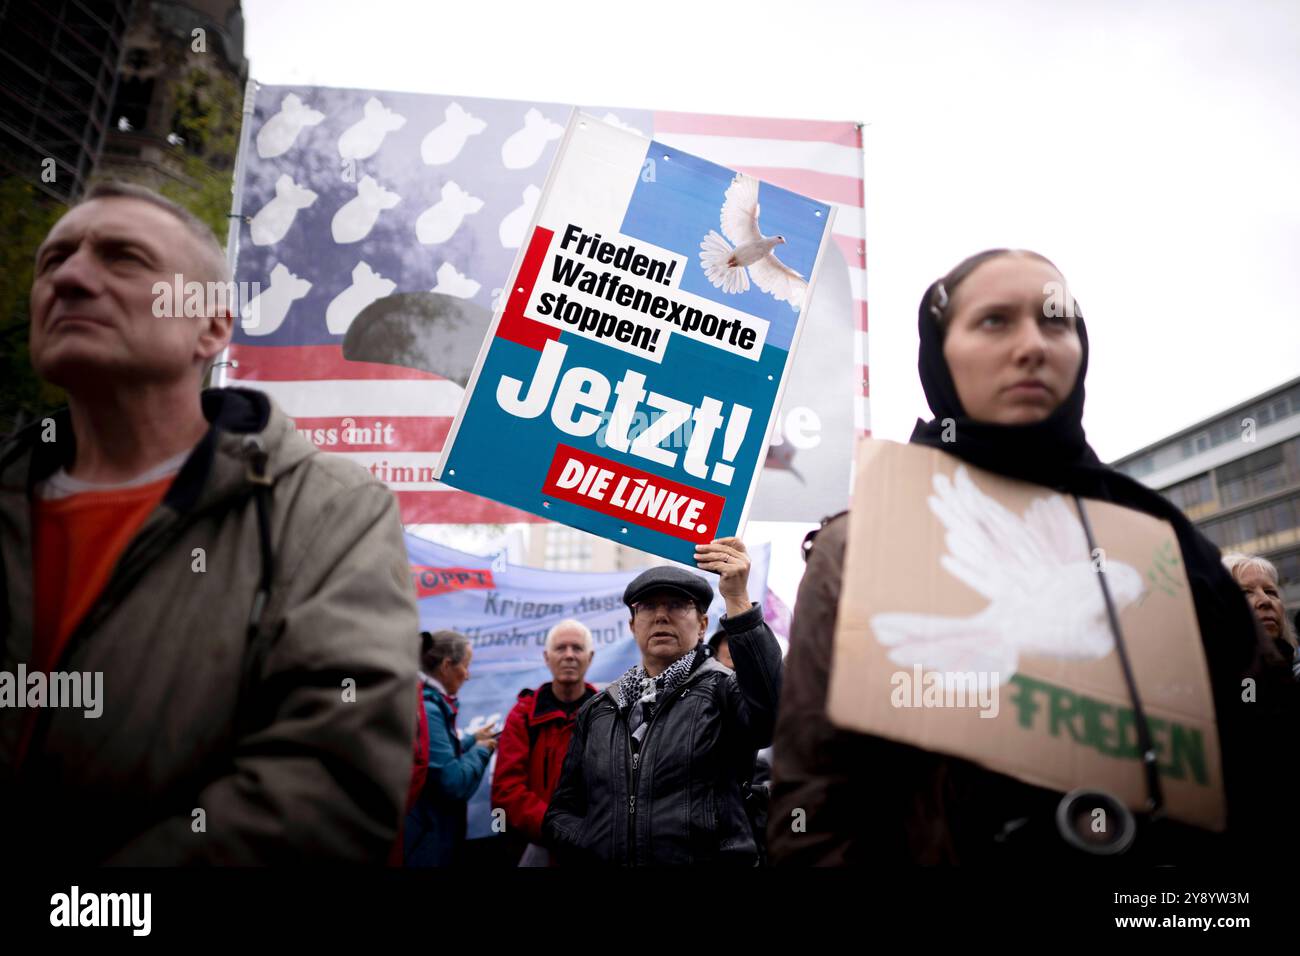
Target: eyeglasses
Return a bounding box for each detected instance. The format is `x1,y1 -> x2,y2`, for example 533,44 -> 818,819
631,597 -> 697,618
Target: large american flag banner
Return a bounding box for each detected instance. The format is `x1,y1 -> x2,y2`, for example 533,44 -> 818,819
221,84 -> 867,525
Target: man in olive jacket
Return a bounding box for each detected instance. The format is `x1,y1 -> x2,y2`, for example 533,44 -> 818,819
0,183 -> 419,864
543,539 -> 782,865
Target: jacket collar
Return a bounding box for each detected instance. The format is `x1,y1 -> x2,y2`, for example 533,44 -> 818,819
528,682 -> 596,723
606,650 -> 722,711
1,387 -> 314,514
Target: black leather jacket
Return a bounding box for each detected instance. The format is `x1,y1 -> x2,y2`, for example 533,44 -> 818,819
543,603 -> 782,865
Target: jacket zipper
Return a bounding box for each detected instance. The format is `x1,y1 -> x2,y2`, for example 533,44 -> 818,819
622,680 -> 694,866
623,711 -> 637,866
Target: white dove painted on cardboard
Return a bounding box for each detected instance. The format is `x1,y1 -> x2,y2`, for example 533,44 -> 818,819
256,93 -> 325,159
870,465 -> 1145,688
699,173 -> 807,312
242,263 -> 311,337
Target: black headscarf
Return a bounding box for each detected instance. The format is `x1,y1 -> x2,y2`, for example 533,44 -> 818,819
907,261 -> 1297,845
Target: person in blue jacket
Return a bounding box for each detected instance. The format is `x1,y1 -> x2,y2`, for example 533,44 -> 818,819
404,630 -> 500,866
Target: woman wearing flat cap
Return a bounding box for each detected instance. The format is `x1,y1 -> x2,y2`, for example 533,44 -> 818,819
768,249 -> 1299,865
543,537 -> 783,865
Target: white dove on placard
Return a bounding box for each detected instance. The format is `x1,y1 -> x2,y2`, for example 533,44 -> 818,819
326,261 -> 396,335
501,108 -> 563,169
331,175 -> 401,244
421,102 -> 487,165
870,466 -> 1145,688
249,173 -> 318,246
338,97 -> 407,160
256,93 -> 325,159
416,181 -> 484,245
699,173 -> 807,312
431,262 -> 481,299
499,185 -> 540,249
242,263 -> 311,337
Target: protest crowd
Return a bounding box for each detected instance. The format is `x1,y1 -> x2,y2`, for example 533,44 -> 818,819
1,181 -> 1297,868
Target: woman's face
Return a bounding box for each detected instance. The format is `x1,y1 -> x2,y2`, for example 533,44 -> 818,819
436,646 -> 473,696
1235,564 -> 1285,641
942,255 -> 1084,425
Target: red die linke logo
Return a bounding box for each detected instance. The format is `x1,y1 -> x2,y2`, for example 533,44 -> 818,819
542,444 -> 724,542
410,566 -> 496,599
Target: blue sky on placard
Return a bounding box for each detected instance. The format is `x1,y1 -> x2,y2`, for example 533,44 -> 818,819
621,142 -> 831,353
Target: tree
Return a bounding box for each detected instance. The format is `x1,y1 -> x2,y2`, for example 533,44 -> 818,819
0,66 -> 244,437
0,177 -> 68,436
159,66 -> 243,240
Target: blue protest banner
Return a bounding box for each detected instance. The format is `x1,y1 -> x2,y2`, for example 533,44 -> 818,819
436,113 -> 836,562
404,532 -> 770,839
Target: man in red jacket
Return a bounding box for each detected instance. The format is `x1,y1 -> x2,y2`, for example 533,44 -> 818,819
491,619 -> 597,865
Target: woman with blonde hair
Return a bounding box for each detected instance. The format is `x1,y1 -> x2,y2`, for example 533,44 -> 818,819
1223,552 -> 1299,678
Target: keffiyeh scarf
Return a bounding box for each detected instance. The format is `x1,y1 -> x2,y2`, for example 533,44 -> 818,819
612,648 -> 700,747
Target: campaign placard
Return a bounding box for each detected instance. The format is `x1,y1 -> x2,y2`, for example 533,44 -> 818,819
436,112 -> 836,561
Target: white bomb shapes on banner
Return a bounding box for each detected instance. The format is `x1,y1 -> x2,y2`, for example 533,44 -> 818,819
326,261 -> 397,335
700,174 -> 808,312
501,108 -> 563,169
242,263 -> 312,336
421,102 -> 487,165
601,112 -> 643,137
416,181 -> 484,244
499,185 -> 540,249
338,96 -> 407,160
250,174 -> 318,246
331,175 -> 402,244
432,262 -> 481,299
256,93 -> 325,158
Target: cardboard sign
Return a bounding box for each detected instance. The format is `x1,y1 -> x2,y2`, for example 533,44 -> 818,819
436,112 -> 836,562
827,439 -> 1226,831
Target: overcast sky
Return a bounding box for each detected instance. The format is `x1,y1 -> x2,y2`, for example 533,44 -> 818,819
241,0 -> 1300,597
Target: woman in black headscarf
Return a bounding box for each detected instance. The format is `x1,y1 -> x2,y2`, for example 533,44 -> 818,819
767,249 -> 1298,865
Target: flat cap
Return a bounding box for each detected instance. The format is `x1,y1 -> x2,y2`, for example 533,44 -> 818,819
623,565 -> 714,611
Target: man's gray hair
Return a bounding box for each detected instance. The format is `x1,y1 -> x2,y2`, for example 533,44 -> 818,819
545,618 -> 593,651
82,180 -> 231,285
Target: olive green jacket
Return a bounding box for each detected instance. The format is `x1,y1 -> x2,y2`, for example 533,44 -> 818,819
0,388 -> 419,864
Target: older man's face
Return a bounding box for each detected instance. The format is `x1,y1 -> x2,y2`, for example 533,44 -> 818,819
30,197 -> 229,390
630,588 -> 706,670
544,627 -> 594,685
